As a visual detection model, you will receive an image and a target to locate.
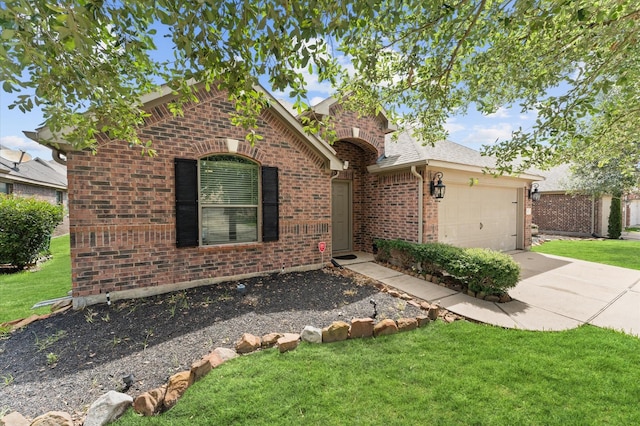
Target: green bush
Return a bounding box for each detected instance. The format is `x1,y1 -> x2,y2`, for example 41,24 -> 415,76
0,195 -> 63,269
451,248 -> 521,295
413,242 -> 464,274
608,196 -> 622,239
374,239 -> 520,295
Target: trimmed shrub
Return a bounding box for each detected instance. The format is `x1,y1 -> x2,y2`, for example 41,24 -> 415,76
452,248 -> 520,295
608,196 -> 622,239
413,242 -> 464,275
374,239 -> 520,295
0,195 -> 63,269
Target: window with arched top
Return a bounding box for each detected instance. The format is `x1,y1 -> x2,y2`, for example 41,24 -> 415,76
174,156 -> 279,247
200,155 -> 259,245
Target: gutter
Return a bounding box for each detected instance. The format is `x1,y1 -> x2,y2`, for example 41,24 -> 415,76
410,166 -> 424,243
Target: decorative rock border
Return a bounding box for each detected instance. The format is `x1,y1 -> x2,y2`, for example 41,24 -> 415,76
1,283 -> 465,425
0,300 -> 72,333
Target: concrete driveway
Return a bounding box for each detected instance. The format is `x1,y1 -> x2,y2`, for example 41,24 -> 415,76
343,251 -> 640,337
509,251 -> 640,336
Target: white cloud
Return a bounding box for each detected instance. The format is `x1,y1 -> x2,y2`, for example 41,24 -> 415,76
485,106 -> 510,118
443,117 -> 465,134
463,123 -> 514,145
518,108 -> 538,121
0,135 -> 53,161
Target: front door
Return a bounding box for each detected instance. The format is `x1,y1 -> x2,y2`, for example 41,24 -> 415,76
332,180 -> 352,254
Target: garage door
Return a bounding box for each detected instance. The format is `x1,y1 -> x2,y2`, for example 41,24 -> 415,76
439,184 -> 518,251
630,200 -> 640,227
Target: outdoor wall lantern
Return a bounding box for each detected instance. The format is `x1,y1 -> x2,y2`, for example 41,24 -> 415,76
529,183 -> 541,202
430,172 -> 446,200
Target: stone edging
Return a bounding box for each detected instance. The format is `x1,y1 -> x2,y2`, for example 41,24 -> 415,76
1,293 -> 464,425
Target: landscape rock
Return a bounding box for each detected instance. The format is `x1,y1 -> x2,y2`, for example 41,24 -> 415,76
261,332 -> 283,347
349,318 -> 374,339
416,315 -> 430,327
300,326 -> 322,343
485,295 -> 501,303
443,313 -> 458,323
0,411 -> 29,426
407,300 -> 422,309
30,411 -> 73,426
499,293 -> 512,303
373,319 -> 398,337
387,290 -> 401,298
84,391 -> 133,426
400,293 -> 413,300
213,347 -> 238,362
427,305 -> 440,321
133,385 -> 167,416
163,370 -> 194,410
235,333 -> 261,354
277,333 -> 300,353
419,301 -> 431,311
322,321 -> 350,343
397,317 -> 418,332
11,314 -> 39,330
191,352 -> 224,381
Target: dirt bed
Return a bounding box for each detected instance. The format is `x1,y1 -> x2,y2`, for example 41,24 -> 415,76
0,268 -> 423,418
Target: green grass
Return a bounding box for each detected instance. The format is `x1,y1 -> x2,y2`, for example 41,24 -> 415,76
118,322 -> 640,426
625,227 -> 640,232
532,239 -> 640,270
0,235 -> 71,323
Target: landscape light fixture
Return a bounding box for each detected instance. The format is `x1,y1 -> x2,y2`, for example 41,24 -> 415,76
529,183 -> 541,202
430,172 -> 446,200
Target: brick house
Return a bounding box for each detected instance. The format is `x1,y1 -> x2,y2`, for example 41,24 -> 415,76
29,83 -> 540,308
0,152 -> 69,236
530,164 -> 616,237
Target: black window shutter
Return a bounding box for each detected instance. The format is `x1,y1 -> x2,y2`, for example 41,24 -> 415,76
175,158 -> 199,247
262,166 -> 279,242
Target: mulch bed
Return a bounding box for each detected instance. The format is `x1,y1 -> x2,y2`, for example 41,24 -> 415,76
0,267 -> 425,418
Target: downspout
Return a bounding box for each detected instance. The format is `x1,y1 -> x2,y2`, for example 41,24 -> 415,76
411,166 -> 424,243
52,149 -> 67,166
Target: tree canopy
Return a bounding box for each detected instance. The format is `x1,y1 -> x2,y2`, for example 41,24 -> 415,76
1,0 -> 639,174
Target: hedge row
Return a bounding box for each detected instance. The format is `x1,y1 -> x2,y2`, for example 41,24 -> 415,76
374,239 -> 520,295
0,195 -> 63,269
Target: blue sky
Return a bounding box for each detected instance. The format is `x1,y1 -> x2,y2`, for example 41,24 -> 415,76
0,31 -> 539,161
0,83 -> 538,162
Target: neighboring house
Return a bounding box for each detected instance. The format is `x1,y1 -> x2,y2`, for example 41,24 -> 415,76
0,151 -> 69,236
624,192 -> 640,228
531,164 -> 613,237
27,83 -> 540,308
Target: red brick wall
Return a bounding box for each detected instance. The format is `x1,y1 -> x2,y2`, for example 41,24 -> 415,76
67,87 -> 333,297
532,193 -> 594,236
363,170 -> 421,250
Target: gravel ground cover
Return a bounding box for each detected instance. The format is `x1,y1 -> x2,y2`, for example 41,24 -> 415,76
0,268 -> 422,419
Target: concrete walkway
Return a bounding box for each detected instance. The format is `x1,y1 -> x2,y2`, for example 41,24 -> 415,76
338,252 -> 640,337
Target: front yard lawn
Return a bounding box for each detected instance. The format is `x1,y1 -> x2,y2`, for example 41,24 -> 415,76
117,322 -> 640,425
0,235 -> 71,323
532,239 -> 640,270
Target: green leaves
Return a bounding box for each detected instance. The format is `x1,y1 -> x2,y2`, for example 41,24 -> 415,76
0,0 -> 638,169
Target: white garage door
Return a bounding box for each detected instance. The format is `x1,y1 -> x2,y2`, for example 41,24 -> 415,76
629,200 -> 640,227
439,184 -> 518,251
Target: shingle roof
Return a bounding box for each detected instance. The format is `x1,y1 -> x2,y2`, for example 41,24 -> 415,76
0,156 -> 67,189
530,163 -> 572,191
380,130 -> 497,169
